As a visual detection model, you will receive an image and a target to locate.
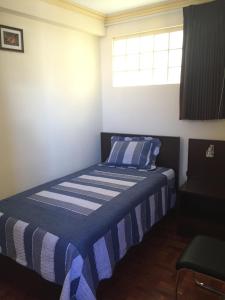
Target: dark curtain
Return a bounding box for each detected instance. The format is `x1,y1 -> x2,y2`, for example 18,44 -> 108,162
180,0 -> 225,120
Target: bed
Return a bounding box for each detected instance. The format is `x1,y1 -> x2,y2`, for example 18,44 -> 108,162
0,132 -> 180,300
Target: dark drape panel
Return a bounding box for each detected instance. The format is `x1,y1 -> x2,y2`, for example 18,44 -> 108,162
180,0 -> 225,120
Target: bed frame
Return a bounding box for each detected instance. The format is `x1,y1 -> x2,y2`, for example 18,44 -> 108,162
101,132 -> 180,189
0,133 -> 180,297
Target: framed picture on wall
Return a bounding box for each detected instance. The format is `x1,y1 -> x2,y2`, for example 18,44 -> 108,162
0,25 -> 24,52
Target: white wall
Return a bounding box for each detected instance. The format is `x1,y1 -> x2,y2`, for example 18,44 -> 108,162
0,0 -> 105,36
101,10 -> 225,185
0,11 -> 102,199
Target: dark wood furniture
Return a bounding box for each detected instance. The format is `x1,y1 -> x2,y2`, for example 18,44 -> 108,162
176,235 -> 225,300
178,139 -> 225,237
101,132 -> 180,189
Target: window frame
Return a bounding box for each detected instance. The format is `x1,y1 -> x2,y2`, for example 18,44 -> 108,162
112,26 -> 183,87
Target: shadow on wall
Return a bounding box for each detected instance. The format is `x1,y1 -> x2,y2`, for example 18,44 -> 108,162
0,94 -> 17,199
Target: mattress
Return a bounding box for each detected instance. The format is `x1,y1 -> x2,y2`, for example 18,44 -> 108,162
0,164 -> 175,300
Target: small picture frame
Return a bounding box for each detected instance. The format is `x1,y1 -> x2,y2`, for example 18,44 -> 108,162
0,25 -> 24,52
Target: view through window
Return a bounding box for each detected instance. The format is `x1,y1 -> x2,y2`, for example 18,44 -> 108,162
112,30 -> 183,87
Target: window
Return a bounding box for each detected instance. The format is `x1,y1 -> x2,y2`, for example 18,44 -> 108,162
112,29 -> 183,87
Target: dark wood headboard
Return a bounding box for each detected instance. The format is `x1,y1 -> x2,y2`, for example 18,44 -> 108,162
187,138 -> 225,182
101,132 -> 180,188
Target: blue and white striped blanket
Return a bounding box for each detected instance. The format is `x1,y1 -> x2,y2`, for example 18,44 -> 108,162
0,164 -> 175,299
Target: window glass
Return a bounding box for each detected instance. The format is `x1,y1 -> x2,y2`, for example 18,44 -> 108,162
126,55 -> 139,70
113,39 -> 126,55
170,31 -> 183,49
169,49 -> 182,67
126,37 -> 139,54
140,36 -> 154,52
154,33 -> 169,51
140,53 -> 153,69
112,29 -> 183,86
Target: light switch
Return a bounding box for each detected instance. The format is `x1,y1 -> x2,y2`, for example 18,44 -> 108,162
206,144 -> 215,158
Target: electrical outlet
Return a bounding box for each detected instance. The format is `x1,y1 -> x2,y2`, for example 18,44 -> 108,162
206,144 -> 215,158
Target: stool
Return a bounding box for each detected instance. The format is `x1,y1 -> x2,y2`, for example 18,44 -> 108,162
176,235 -> 225,300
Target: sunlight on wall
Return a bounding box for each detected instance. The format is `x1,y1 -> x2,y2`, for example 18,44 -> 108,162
0,11 -> 102,199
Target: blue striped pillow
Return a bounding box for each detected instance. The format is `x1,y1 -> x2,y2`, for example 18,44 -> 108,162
105,136 -> 161,170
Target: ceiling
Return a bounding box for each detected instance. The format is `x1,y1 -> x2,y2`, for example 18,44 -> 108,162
70,0 -> 167,14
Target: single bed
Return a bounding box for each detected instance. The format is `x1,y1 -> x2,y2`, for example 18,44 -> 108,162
0,132 -> 180,300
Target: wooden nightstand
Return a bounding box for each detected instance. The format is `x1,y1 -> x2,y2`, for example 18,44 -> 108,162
178,180 -> 225,237
177,139 -> 225,238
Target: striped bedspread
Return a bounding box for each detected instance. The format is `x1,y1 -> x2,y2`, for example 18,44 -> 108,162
0,164 -> 175,300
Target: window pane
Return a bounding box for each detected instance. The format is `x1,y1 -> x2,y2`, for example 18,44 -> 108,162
126,37 -> 139,54
169,30 -> 183,49
140,53 -> 153,69
113,39 -> 126,55
126,55 -> 139,70
154,51 -> 168,68
154,33 -> 169,51
113,71 -> 127,86
168,67 -> 181,83
140,35 -> 154,52
153,68 -> 167,84
126,71 -> 140,86
169,49 -> 182,67
139,70 -> 152,85
113,71 -> 140,87
112,30 -> 183,86
113,56 -> 126,71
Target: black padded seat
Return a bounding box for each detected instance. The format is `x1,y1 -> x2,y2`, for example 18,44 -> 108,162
176,235 -> 225,281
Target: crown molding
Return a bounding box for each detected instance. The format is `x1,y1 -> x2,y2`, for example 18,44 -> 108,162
105,0 -> 213,26
0,0 -> 105,36
5,0 -> 213,28
40,0 -> 105,21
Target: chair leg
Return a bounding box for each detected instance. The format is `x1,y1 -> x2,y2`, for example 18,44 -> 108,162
175,269 -> 183,300
176,269 -> 225,299
194,272 -> 225,299
175,270 -> 180,300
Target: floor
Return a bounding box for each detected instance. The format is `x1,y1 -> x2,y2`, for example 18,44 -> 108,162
0,214 -> 190,300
